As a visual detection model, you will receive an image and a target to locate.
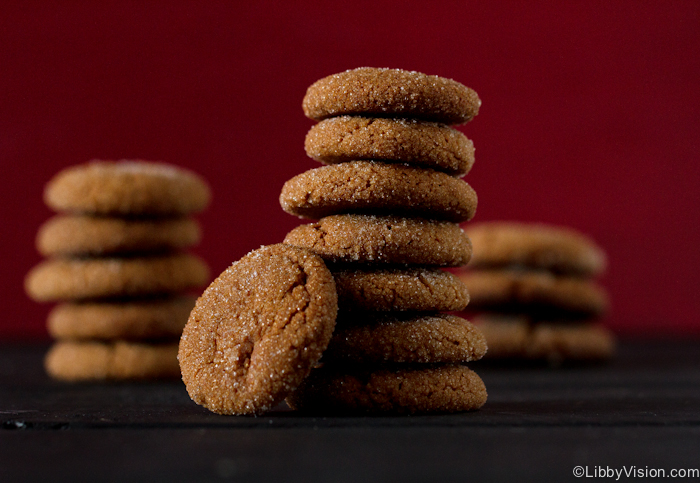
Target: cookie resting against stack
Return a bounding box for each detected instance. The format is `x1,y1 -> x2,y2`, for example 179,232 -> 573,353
25,161 -> 211,381
456,222 -> 616,363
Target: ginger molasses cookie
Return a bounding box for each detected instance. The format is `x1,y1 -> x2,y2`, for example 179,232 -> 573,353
45,340 -> 181,381
333,268 -> 469,312
303,67 -> 481,125
44,160 -> 211,216
458,269 -> 610,317
178,244 -> 338,415
326,314 -> 487,364
287,364 -> 487,414
280,161 -> 477,222
304,116 -> 475,176
25,254 -> 209,301
36,215 -> 201,256
466,222 -> 608,276
284,215 -> 472,267
47,296 -> 197,340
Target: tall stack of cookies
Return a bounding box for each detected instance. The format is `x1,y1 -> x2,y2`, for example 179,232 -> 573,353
25,160 -> 211,381
279,67 -> 488,413
457,222 -> 615,363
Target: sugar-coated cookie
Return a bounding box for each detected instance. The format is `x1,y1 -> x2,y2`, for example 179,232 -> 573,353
304,116 -> 475,176
44,340 -> 181,381
287,364 -> 487,414
44,160 -> 211,216
36,214 -> 201,256
178,244 -> 338,415
47,296 -> 196,340
284,215 -> 472,267
25,254 -> 209,301
280,161 -> 477,222
333,268 -> 469,312
303,67 -> 481,125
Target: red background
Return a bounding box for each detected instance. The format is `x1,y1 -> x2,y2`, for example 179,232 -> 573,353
2,1 -> 699,339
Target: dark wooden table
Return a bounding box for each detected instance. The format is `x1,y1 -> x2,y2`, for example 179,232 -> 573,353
1,340 -> 699,482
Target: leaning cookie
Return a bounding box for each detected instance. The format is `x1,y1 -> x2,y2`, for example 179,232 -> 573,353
284,215 -> 472,267
333,268 -> 469,312
326,314 -> 487,364
25,254 -> 209,301
44,340 -> 181,381
44,160 -> 211,216
280,161 -> 477,222
287,364 -> 487,414
36,215 -> 201,256
47,296 -> 196,340
304,116 -> 475,176
303,67 -> 481,125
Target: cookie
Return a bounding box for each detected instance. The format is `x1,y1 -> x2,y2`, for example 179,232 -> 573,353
44,160 -> 211,216
280,161 -> 477,222
47,296 -> 196,340
333,268 -> 469,312
284,215 -> 472,267
326,314 -> 487,364
25,254 -> 210,301
473,315 -> 616,361
178,244 -> 338,415
458,269 -> 610,317
286,364 -> 487,414
303,67 -> 481,125
466,222 -> 608,276
44,340 -> 181,381
304,116 -> 475,176
36,214 -> 201,256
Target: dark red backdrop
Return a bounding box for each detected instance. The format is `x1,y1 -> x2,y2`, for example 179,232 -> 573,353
2,1 -> 699,339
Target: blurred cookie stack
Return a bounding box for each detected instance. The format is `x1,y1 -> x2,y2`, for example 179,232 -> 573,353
280,67 -> 488,413
457,222 -> 615,363
25,160 -> 211,381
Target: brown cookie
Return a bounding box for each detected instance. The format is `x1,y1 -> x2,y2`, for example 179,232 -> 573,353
44,160 -> 211,216
326,313 -> 487,364
466,222 -> 608,276
36,214 -> 201,256
304,116 -> 475,176
280,161 -> 477,222
25,254 -> 210,302
333,268 -> 469,312
284,215 -> 472,267
44,340 -> 181,381
47,296 -> 196,340
303,67 -> 481,125
473,315 -> 616,361
178,244 -> 338,415
458,269 -> 610,317
287,364 -> 487,414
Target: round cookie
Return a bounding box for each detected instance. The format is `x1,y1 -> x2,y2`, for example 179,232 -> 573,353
280,161 -> 477,222
47,296 -> 197,340
304,116 -> 475,176
178,244 -> 338,415
303,67 -> 481,125
326,314 -> 487,364
286,364 -> 487,414
458,269 -> 610,317
44,160 -> 211,216
37,214 -> 201,256
333,268 -> 469,312
284,214 -> 472,267
466,222 -> 608,276
25,254 -> 209,301
44,340 -> 181,381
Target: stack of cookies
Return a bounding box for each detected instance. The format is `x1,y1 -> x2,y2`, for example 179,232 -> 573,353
25,160 -> 211,381
457,222 -> 615,363
278,67 -> 488,413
